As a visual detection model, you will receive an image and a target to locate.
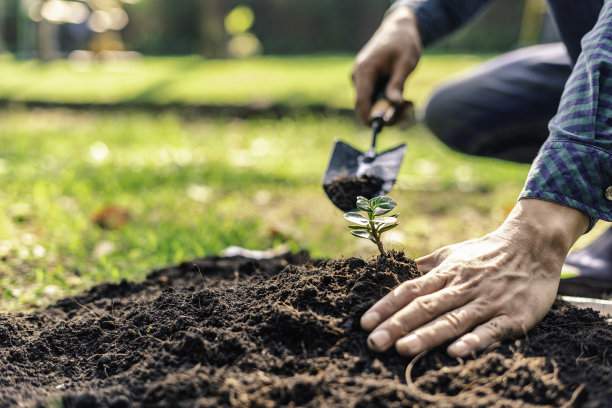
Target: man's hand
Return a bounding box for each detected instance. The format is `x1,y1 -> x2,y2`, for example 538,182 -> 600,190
352,7 -> 422,124
360,199 -> 589,358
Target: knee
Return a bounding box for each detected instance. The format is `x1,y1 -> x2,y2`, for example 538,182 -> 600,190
423,83 -> 475,155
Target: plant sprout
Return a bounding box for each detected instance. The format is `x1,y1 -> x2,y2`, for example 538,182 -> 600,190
344,196 -> 399,255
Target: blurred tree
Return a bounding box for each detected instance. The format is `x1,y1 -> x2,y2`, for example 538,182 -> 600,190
199,0 -> 227,57
3,0 -> 544,58
0,1 -> 5,52
38,18 -> 60,61
17,0 -> 37,57
249,0 -> 387,54
123,0 -> 202,54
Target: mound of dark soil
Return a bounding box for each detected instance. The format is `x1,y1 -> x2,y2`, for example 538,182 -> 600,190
0,251 -> 610,407
324,176 -> 385,211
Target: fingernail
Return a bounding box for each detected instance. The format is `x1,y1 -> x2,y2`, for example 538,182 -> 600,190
368,330 -> 391,350
361,311 -> 381,330
397,334 -> 422,355
449,340 -> 469,357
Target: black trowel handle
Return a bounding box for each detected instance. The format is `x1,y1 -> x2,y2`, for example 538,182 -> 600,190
367,97 -> 394,153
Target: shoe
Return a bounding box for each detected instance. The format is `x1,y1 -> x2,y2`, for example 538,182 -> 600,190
559,227 -> 612,299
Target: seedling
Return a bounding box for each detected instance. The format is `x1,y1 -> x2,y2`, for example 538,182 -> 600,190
344,196 -> 399,255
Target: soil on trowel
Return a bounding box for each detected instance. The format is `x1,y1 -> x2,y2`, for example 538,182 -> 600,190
0,250 -> 610,407
324,175 -> 385,211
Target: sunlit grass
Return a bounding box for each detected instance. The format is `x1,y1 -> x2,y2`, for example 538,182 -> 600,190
0,53 -> 560,311
0,107 -> 533,311
0,53 -> 483,108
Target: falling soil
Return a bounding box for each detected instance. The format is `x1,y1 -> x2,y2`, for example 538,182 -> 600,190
0,251 -> 610,407
324,175 -> 385,211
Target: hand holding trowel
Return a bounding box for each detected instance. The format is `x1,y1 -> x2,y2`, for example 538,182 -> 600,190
323,94 -> 413,211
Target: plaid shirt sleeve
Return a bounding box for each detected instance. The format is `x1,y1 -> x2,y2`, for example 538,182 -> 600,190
520,1 -> 612,229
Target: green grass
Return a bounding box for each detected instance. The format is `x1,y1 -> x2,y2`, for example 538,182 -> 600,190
0,107 -> 534,311
0,54 -> 551,311
0,53 -> 484,108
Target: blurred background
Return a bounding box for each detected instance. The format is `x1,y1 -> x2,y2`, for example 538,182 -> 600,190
5,0 -> 600,311
1,0 -> 559,59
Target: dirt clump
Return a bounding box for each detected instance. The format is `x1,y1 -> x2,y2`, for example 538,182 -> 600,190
324,175 -> 385,211
0,250 -> 610,407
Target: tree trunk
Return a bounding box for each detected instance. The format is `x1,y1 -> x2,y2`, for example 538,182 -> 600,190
199,0 -> 227,58
38,20 -> 60,61
0,0 -> 6,53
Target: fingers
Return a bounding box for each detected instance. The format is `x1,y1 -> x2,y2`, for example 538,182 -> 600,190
361,272 -> 446,332
365,285 -> 475,353
352,65 -> 376,124
447,315 -> 525,358
385,57 -> 413,105
394,302 -> 488,356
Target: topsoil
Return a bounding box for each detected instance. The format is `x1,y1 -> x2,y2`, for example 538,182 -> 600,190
0,251 -> 610,408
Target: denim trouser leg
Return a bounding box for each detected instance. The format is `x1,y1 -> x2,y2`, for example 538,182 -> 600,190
423,43 -> 571,164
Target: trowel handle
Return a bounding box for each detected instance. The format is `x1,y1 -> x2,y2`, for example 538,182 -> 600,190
369,89 -> 414,127
369,99 -> 396,126
368,95 -> 394,152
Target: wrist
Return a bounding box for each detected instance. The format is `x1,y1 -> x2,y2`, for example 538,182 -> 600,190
385,0 -> 417,19
499,199 -> 590,259
383,5 -> 422,47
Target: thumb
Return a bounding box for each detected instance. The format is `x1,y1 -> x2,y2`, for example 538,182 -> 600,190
416,248 -> 449,274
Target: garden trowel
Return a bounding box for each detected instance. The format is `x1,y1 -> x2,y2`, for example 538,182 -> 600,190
323,98 -> 412,211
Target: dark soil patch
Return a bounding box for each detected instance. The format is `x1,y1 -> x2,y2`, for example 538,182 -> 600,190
0,251 -> 610,407
324,175 -> 385,211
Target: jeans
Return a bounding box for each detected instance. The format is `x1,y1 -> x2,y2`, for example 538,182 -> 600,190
423,1 -> 603,164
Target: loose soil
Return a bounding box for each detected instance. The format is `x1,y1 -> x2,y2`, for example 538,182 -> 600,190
0,251 -> 610,407
324,176 -> 385,211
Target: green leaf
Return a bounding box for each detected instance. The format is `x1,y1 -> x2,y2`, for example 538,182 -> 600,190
348,225 -> 370,231
343,212 -> 369,226
356,196 -> 371,213
350,230 -> 373,240
378,223 -> 399,233
373,216 -> 397,225
375,196 -> 397,210
373,206 -> 392,216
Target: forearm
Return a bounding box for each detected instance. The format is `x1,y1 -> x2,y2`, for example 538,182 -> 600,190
520,2 -> 612,228
387,0 -> 493,46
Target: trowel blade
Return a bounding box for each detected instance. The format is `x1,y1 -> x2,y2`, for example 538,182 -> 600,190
322,140 -> 406,210
359,143 -> 407,196
322,141 -> 364,186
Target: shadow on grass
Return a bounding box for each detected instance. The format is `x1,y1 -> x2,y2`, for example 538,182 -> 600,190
125,57 -> 202,104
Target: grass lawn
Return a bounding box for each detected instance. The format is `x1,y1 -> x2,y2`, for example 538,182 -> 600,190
0,53 -> 484,108
2,54 -> 604,312
0,107 -> 532,311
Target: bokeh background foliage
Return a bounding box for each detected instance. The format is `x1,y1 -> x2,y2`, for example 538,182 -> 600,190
2,0 -> 545,58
